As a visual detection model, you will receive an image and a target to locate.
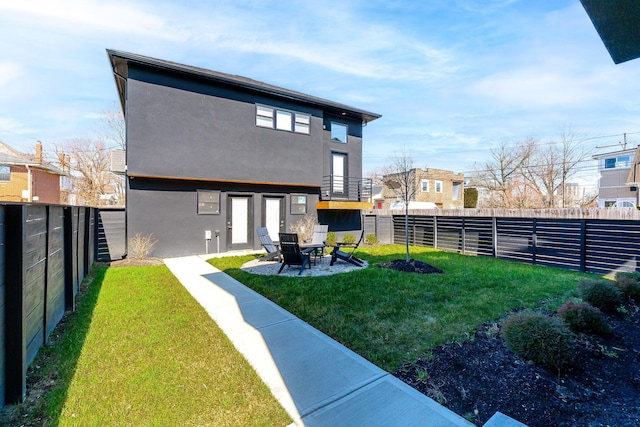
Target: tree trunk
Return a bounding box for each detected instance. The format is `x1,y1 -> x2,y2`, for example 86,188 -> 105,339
405,207 -> 410,262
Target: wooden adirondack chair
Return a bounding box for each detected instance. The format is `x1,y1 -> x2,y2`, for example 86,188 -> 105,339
256,227 -> 280,261
330,230 -> 365,267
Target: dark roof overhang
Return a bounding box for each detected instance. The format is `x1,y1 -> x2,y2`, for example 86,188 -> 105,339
106,49 -> 381,124
580,0 -> 640,64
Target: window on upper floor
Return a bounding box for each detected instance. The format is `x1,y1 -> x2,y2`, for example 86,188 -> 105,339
435,180 -> 443,193
330,122 -> 347,143
604,155 -> 631,169
0,165 -> 9,181
420,179 -> 429,192
256,104 -> 310,135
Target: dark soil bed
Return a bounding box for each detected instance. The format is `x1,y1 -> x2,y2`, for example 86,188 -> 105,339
377,258 -> 443,274
394,301 -> 640,426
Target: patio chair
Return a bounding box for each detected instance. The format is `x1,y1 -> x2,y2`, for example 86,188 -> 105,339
330,230 -> 365,267
309,224 -> 328,258
278,241 -> 312,275
256,227 -> 280,261
279,232 -> 299,244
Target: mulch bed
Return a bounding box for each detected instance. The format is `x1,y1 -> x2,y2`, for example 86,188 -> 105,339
394,302 -> 640,426
377,259 -> 444,274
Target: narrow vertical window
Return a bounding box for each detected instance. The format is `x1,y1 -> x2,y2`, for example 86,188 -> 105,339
435,180 -> 443,193
421,179 -> 429,192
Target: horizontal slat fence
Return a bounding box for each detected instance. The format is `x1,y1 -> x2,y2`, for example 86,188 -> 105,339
2,203 -> 99,407
364,211 -> 640,277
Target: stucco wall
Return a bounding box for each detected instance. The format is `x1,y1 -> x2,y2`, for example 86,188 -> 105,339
126,65 -> 325,186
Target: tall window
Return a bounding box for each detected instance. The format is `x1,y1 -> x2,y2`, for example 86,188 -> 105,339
331,122 -> 347,143
420,179 -> 429,192
452,182 -> 461,200
435,180 -> 443,193
256,104 -> 310,135
0,165 -> 9,181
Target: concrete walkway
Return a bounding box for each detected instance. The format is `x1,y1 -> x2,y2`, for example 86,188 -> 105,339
164,255 -> 478,426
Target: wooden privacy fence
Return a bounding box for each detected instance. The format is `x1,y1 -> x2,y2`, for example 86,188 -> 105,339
0,203 -> 98,407
364,210 -> 640,276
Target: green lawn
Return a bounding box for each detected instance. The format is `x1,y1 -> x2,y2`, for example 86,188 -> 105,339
14,264 -> 290,427
209,244 -> 593,372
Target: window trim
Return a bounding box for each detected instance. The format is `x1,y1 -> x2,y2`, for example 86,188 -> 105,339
256,104 -> 310,135
197,190 -> 221,215
420,179 -> 429,192
435,180 -> 443,194
291,194 -> 307,215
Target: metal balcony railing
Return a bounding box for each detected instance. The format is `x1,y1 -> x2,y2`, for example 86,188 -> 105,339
320,176 -> 372,202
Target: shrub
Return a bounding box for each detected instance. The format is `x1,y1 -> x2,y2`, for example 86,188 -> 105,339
577,279 -> 622,313
557,300 -> 611,335
365,234 -> 378,245
464,187 -> 478,208
341,233 -> 356,245
128,233 -> 158,260
502,312 -> 574,369
614,272 -> 640,301
289,214 -> 318,242
325,232 -> 338,247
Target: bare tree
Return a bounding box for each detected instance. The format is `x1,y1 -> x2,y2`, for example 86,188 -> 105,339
54,137 -> 121,206
97,106 -> 126,205
98,105 -> 126,149
521,130 -> 589,208
383,152 -> 416,262
472,139 -> 535,208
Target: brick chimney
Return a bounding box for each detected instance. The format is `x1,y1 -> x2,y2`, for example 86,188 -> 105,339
35,141 -> 42,164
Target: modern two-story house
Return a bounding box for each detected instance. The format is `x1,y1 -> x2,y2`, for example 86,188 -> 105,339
107,50 -> 380,257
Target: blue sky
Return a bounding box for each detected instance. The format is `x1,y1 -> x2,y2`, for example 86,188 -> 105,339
1,0 -> 639,188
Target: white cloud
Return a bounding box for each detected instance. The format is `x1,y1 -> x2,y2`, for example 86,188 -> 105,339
0,0 -> 185,40
0,62 -> 21,87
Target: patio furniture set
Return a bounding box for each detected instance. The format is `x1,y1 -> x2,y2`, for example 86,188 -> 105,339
256,226 -> 365,275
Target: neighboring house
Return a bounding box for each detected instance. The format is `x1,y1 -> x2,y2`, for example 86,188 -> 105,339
381,168 -> 464,209
593,146 -> 638,208
0,141 -> 65,204
107,50 -> 381,258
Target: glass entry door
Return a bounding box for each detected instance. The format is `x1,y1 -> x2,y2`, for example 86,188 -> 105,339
227,195 -> 253,250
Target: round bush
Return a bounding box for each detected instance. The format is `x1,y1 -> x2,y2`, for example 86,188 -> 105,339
577,279 -> 622,313
614,272 -> 640,301
341,233 -> 356,245
325,232 -> 337,247
557,300 -> 611,335
502,312 -> 574,369
365,233 -> 378,245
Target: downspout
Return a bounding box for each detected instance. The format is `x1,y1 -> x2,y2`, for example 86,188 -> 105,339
26,164 -> 32,202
